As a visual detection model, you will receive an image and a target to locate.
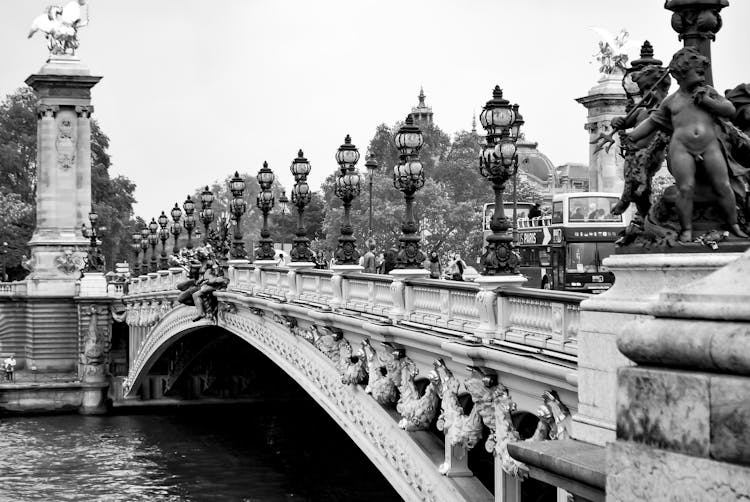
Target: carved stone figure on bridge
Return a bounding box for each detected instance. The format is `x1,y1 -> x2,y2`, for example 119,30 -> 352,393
527,390 -> 572,441
464,367 -> 526,478
80,304 -> 110,383
396,356 -> 441,431
434,359 -> 483,475
362,339 -> 401,406
28,1 -> 90,56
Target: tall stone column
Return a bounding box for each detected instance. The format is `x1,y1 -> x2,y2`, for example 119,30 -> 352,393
575,73 -> 627,194
25,55 -> 102,296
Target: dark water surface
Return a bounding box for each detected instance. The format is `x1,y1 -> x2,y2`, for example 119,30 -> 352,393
0,403 -> 403,502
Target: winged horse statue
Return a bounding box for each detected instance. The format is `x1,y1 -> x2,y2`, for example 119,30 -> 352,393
28,1 -> 90,56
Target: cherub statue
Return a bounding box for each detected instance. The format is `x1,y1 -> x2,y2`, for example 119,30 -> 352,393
28,1 -> 89,56
628,47 -> 749,243
608,62 -> 671,226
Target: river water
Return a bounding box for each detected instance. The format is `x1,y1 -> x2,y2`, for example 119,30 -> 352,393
0,402 -> 403,502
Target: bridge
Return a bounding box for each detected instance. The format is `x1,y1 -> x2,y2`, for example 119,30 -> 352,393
119,262 -> 587,502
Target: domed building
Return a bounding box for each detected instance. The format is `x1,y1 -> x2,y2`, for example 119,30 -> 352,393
515,136 -> 556,201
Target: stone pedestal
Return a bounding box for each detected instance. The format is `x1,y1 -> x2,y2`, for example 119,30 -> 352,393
78,272 -> 107,297
330,264 -> 363,308
575,72 -> 627,194
388,268 -> 429,320
286,261 -> 316,301
607,248 -> 750,501
473,274 -> 527,341
252,260 -> 277,294
573,252 -> 740,446
25,56 -> 101,296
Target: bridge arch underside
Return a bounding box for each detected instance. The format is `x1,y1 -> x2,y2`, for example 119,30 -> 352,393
126,305 -> 494,502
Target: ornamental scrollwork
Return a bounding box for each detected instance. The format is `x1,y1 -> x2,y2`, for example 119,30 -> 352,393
528,390 -> 571,441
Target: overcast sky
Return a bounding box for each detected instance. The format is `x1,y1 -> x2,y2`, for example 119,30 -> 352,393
2,1 -> 749,220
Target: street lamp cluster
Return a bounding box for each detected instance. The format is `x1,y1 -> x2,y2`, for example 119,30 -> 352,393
130,85 -> 523,279
478,85 -> 524,276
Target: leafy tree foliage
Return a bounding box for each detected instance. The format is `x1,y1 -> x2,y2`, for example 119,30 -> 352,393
0,87 -> 136,277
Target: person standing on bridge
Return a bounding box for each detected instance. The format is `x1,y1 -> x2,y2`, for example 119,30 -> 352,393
362,239 -> 377,274
4,353 -> 16,381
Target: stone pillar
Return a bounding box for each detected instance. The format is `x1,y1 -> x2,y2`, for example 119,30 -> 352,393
575,73 -> 627,194
330,264 -> 363,309
285,261 -> 315,301
573,252 -> 740,446
607,248 -> 750,501
76,300 -> 112,414
388,268 -> 429,321
25,56 -> 102,296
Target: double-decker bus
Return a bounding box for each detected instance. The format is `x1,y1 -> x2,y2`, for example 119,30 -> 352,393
483,193 -> 627,294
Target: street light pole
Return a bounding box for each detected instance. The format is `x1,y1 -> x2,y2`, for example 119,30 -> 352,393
255,161 -> 277,262
157,211 -> 170,270
199,186 -> 215,245
365,154 -> 379,236
170,203 -> 183,255
290,150 -> 314,263
1,241 -> 8,282
148,217 -> 159,273
229,172 -> 248,259
393,115 -> 426,269
333,135 -> 362,266
182,196 -> 196,250
477,85 -> 523,276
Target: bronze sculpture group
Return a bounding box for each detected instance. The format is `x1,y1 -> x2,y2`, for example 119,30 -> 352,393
594,43 -> 750,248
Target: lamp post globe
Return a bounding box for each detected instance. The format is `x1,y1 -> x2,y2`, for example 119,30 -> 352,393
157,211 -> 170,269
333,135 -> 362,266
392,115 -> 426,270
255,162 -> 277,262
478,85 -> 523,276
139,227 -> 150,273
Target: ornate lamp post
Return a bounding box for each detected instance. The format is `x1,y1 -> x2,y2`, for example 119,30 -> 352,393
140,227 -> 149,274
82,207 -> 105,272
199,186 -> 215,244
131,232 -> 141,276
228,172 -> 248,259
665,0 -> 728,86
392,115 -> 426,270
333,135 -> 362,266
289,150 -> 315,263
255,161 -> 277,262
182,195 -> 196,250
365,154 -> 379,236
157,211 -> 170,269
170,203 -> 182,255
148,217 -> 159,273
478,85 -> 523,276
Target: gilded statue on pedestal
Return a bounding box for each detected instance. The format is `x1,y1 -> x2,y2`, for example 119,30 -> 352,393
28,1 -> 89,56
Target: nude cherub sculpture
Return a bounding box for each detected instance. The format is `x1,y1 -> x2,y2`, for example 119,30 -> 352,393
628,47 -> 748,242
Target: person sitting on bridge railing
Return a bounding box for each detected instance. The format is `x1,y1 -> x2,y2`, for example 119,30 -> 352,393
191,260 -> 228,322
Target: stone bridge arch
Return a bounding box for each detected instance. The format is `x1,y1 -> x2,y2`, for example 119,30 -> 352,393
124,301 -> 493,502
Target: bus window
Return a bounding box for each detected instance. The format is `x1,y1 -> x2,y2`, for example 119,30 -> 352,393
551,202 -> 563,224
567,196 -> 623,222
567,243 -> 597,273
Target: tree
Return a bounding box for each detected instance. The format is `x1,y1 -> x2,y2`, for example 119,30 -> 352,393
0,87 -> 137,274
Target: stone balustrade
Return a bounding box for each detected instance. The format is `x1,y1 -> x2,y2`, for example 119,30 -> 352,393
0,282 -> 28,296
221,262 -> 585,356
126,263 -> 585,356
